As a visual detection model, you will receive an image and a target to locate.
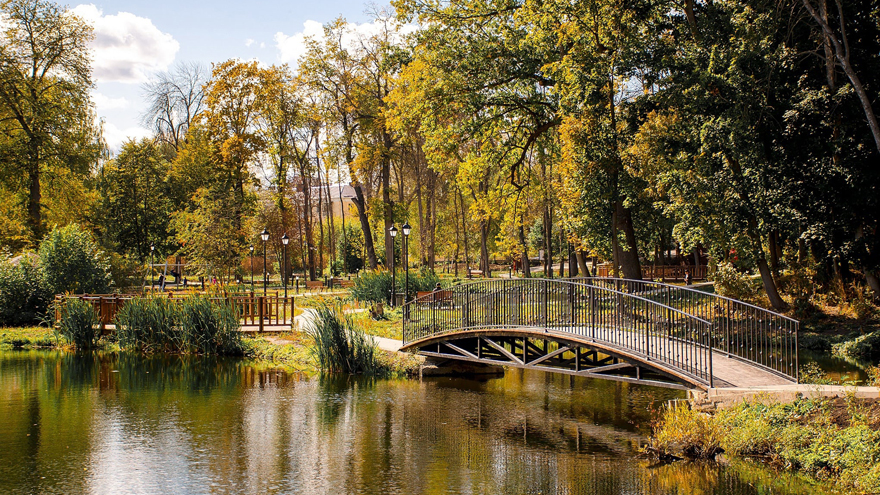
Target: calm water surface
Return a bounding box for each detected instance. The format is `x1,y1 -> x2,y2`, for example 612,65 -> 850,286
0,350 -> 838,494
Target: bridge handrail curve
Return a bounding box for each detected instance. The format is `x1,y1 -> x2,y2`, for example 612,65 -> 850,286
402,277 -> 799,386
407,279 -> 713,326
403,278 -> 718,386
578,277 -> 798,324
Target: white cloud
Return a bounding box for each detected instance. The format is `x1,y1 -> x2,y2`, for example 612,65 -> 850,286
245,38 -> 255,47
274,19 -> 418,65
72,4 -> 179,84
274,20 -> 324,64
91,92 -> 129,111
101,122 -> 152,154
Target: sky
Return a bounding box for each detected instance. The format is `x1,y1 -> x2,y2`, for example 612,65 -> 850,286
74,1 -> 388,152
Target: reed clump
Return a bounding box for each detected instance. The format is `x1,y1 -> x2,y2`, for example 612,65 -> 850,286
114,295 -> 242,355
307,301 -> 379,374
54,297 -> 101,349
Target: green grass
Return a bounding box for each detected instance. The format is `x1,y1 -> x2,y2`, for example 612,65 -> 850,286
0,326 -> 59,349
242,333 -> 318,373
650,397 -> 880,493
351,308 -> 403,340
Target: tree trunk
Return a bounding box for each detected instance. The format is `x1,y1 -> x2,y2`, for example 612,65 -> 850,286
459,189 -> 470,277
616,202 -> 643,280
576,251 -> 589,277
382,134 -> 394,267
426,169 -> 437,269
26,150 -> 42,241
543,205 -> 552,277
769,230 -> 780,277
416,162 -> 425,265
802,0 -> 880,156
352,183 -> 378,270
301,172 -> 317,282
479,219 -> 491,277
519,220 -> 531,278
559,229 -> 566,278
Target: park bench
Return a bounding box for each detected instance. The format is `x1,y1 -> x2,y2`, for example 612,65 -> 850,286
329,278 -> 355,289
416,290 -> 455,308
468,269 -> 484,278
305,281 -> 325,292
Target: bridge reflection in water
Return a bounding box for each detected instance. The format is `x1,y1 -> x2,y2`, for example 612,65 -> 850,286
401,278 -> 799,390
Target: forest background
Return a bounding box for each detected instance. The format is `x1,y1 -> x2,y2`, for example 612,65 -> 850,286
1,0 -> 879,320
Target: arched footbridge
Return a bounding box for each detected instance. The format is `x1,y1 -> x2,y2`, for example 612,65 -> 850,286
401,278 -> 799,391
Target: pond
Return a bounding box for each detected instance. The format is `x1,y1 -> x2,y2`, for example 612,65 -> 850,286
0,350 -> 840,494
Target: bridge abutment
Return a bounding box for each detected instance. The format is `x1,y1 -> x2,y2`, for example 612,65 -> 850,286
419,357 -> 505,378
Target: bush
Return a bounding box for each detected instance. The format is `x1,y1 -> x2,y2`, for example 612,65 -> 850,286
711,262 -> 759,301
651,397 -> 880,493
832,330 -> 880,361
39,224 -> 111,295
650,403 -> 724,458
307,301 -> 379,374
0,253 -> 50,326
54,298 -> 100,348
115,296 -> 242,355
351,268 -> 440,303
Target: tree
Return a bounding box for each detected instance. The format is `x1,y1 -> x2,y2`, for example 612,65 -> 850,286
0,0 -> 102,241
96,139 -> 174,260
141,62 -> 207,152
201,60 -> 265,234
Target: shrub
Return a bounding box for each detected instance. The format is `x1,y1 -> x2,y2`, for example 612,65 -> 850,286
710,262 -> 759,301
849,284 -> 878,321
307,301 -> 379,374
0,253 -> 50,326
351,268 -> 440,303
54,298 -> 100,348
39,224 -> 111,295
650,403 -> 724,458
832,330 -> 880,361
114,295 -> 242,355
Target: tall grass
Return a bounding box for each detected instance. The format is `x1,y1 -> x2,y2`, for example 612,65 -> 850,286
54,298 -> 101,349
307,301 -> 379,374
114,296 -> 242,355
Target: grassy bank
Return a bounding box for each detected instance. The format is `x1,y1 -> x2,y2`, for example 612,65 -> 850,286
1,324 -> 420,377
650,396 -> 880,493
0,326 -> 58,349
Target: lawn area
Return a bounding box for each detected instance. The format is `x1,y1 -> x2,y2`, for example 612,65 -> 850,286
351,309 -> 403,340
0,326 -> 58,349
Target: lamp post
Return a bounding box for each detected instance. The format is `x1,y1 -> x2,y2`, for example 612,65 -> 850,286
402,222 -> 411,303
260,229 -> 269,295
281,233 -> 289,299
149,242 -> 155,291
389,224 -> 397,307
249,245 -> 255,293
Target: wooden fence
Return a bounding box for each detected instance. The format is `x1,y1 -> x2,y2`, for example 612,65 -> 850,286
595,264 -> 708,281
55,293 -> 295,332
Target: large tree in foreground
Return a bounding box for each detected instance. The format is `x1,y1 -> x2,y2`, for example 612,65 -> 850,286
0,0 -> 102,242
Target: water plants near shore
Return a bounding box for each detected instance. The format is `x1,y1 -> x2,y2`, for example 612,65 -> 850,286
306,301 -> 380,375
114,296 -> 243,355
649,396 -> 880,493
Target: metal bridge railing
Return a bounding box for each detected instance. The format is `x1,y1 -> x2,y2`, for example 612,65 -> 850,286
579,278 -> 799,382
402,279 -> 718,387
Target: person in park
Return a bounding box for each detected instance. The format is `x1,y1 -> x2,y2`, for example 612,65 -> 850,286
684,270 -> 692,286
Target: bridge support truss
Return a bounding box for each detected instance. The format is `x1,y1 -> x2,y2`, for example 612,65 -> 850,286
419,332 -> 693,390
